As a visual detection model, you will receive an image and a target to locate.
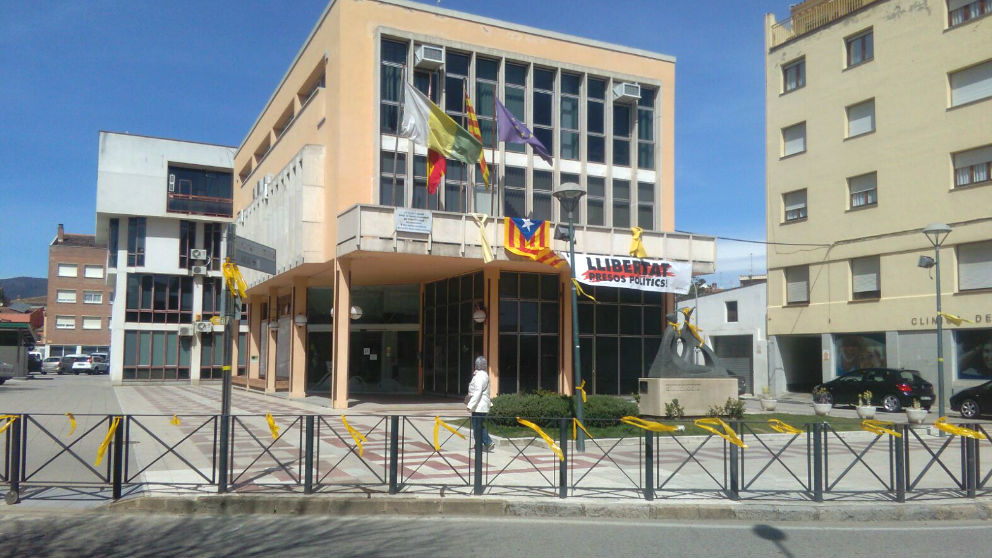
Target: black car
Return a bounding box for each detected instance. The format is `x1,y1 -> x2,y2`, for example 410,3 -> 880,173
813,368 -> 934,412
950,380 -> 992,419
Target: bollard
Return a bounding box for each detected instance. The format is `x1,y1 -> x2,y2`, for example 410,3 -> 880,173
727,422 -> 740,501
893,424 -> 906,502
112,416 -> 124,500
388,416 -> 399,495
217,414 -> 230,493
559,419 -> 568,499
472,414 -> 483,496
644,429 -> 654,501
965,428 -> 977,498
812,423 -> 823,502
5,416 -> 22,505
304,415 -> 315,495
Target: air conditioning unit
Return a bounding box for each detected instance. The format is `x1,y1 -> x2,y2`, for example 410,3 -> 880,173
612,82 -> 642,104
168,173 -> 176,192
194,321 -> 213,333
190,265 -> 208,276
415,44 -> 444,69
190,249 -> 208,261
178,325 -> 194,336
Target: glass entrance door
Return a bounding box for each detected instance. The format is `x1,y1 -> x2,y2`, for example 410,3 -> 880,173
348,329 -> 419,394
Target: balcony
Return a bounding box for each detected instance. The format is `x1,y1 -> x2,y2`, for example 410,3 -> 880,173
769,0 -> 884,48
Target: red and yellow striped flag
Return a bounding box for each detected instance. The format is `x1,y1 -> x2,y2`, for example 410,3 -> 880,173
504,217 -> 566,269
464,91 -> 491,189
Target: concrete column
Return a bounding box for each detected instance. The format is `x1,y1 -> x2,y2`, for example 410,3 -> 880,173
558,269 -> 574,396
248,294 -> 262,380
190,276 -> 204,385
266,292 -> 277,393
484,266 -> 500,396
290,277 -> 308,398
331,259 -> 351,409
108,268 -> 128,386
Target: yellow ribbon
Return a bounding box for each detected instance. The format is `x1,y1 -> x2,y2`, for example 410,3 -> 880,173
576,380 -> 587,403
470,213 -> 495,264
694,417 -> 747,448
937,312 -> 973,326
171,414 -> 181,426
516,418 -> 564,461
572,279 -> 596,302
934,417 -> 986,439
65,412 -> 77,437
861,419 -> 902,438
95,416 -> 122,466
342,415 -> 368,457
433,416 -> 466,451
767,419 -> 802,435
571,418 -> 594,441
620,416 -> 681,433
629,226 -> 647,258
0,414 -> 19,436
222,259 -> 248,300
265,413 -> 280,439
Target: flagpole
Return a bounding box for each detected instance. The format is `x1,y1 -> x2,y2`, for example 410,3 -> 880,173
460,77 -> 468,214
491,91 -> 498,217
390,65 -> 406,207
430,71 -> 440,211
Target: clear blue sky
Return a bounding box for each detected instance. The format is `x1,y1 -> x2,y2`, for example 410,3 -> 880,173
0,0 -> 790,286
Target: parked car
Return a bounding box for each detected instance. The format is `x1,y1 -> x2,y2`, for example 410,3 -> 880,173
950,380 -> 992,419
813,368 -> 934,412
58,354 -> 88,375
28,352 -> 42,373
71,354 -> 109,375
0,361 -> 12,384
41,356 -> 61,375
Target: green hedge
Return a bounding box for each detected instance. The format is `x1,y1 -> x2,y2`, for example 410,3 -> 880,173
488,392 -> 638,427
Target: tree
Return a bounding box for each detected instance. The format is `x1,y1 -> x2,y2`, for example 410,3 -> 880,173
676,278 -> 711,302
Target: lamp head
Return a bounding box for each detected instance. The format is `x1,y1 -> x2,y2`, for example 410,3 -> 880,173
922,223 -> 951,247
552,182 -> 586,216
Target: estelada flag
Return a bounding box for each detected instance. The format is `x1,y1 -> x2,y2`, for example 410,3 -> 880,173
504,217 -> 566,269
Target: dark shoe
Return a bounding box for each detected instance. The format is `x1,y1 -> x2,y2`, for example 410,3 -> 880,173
484,442 -> 495,452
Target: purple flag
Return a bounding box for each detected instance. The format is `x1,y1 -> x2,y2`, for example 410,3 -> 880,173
495,98 -> 553,165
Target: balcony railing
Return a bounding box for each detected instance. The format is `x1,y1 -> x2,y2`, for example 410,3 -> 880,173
166,193 -> 233,218
769,0 -> 884,48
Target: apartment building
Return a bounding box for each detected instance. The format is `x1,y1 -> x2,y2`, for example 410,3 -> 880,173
764,0 -> 992,405
44,224 -> 111,357
95,132 -> 245,384
232,0 -> 716,407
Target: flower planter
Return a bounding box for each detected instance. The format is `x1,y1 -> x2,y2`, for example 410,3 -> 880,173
905,408 -> 929,425
856,406 -> 876,420
813,402 -> 832,416
760,399 -> 777,411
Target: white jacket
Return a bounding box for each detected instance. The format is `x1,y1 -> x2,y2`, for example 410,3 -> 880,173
466,369 -> 492,413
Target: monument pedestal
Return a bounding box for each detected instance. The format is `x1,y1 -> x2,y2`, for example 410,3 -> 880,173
638,377 -> 738,417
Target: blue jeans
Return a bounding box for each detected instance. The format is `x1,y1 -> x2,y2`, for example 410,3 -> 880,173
471,412 -> 492,446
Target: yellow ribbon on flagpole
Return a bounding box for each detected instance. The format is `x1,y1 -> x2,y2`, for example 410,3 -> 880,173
171,414 -> 181,426
629,226 -> 647,258
95,416 -> 122,466
66,412 -> 77,437
694,417 -> 747,448
861,419 -> 902,438
0,414 -> 19,436
433,416 -> 466,451
575,379 -> 587,403
470,213 -> 495,264
265,413 -> 280,439
938,312 -> 973,326
572,279 -> 596,302
934,417 -> 986,439
767,419 -> 802,435
222,259 -> 248,300
620,416 -> 682,433
571,418 -> 593,441
342,416 -> 368,457
516,418 -> 564,461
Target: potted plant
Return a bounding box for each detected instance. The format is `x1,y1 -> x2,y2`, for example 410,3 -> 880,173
812,387 -> 833,416
856,390 -> 876,419
760,386 -> 777,411
905,398 -> 929,426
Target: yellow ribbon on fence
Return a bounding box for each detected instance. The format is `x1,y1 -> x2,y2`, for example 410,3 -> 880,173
0,414 -> 19,436
470,213 -> 495,264
620,416 -> 682,433
861,419 -> 902,438
767,419 -> 802,435
433,416 -> 466,452
221,259 -> 248,300
516,418 -> 564,461
934,417 -> 987,439
342,416 -> 368,457
95,416 -> 122,466
572,418 -> 593,441
265,413 -> 280,439
66,412 -> 77,437
629,226 -> 647,258
576,380 -> 587,404
171,414 -> 181,426
694,417 -> 747,448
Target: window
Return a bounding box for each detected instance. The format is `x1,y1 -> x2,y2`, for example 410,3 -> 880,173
503,167 -> 526,217
950,60 -> 992,107
179,221 -> 196,269
726,301 -> 739,323
613,103 -> 632,166
122,330 -> 191,381
202,223 -> 222,271
82,316 -> 102,330
57,264 -> 78,277
421,273 -> 484,395
785,266 -> 810,304
504,62 -> 527,154
949,0 -> 992,27
783,189 -> 807,222
848,172 -> 878,208
56,290 -> 76,304
379,150 -> 406,207
532,170 -> 552,220
587,78 -> 606,163
560,73 -> 581,160
83,291 -> 103,304
167,166 -> 233,218
953,145 -> 992,187
444,161 -> 469,213
845,29 -> 873,68
475,57 -> 499,146
782,58 -> 805,92
444,51 -> 470,122
379,38 -> 407,134
851,256 -> 881,300
125,274 -> 194,323
56,316 -> 75,329
782,122 -> 806,156
84,265 -> 103,279
637,88 -> 656,170
127,217 -> 146,267
613,179 -> 630,228
108,218 -> 119,268
532,67 -> 555,157
498,272 -> 559,393
958,240 -> 992,290
637,182 -> 654,230
412,155 -> 438,210
846,99 -> 875,137
586,177 -> 605,226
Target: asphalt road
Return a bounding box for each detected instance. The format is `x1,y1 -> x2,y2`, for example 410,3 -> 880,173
0,513 -> 988,558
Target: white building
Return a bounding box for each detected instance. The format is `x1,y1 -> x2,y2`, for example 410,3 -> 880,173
95,132 -> 245,384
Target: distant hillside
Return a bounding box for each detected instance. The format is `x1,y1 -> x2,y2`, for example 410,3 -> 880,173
0,277 -> 47,300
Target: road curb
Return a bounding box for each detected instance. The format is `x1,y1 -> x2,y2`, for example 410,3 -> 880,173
105,494 -> 992,522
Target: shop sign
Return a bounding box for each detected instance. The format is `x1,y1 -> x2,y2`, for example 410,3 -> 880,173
395,209 -> 432,234
566,253 -> 691,294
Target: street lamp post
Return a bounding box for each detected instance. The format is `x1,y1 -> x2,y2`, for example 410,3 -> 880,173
553,182 -> 586,452
922,223 -> 952,423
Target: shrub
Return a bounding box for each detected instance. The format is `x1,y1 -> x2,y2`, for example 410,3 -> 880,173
581,395 -> 639,426
664,398 -> 685,419
488,392 -> 570,427
705,397 -> 745,420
